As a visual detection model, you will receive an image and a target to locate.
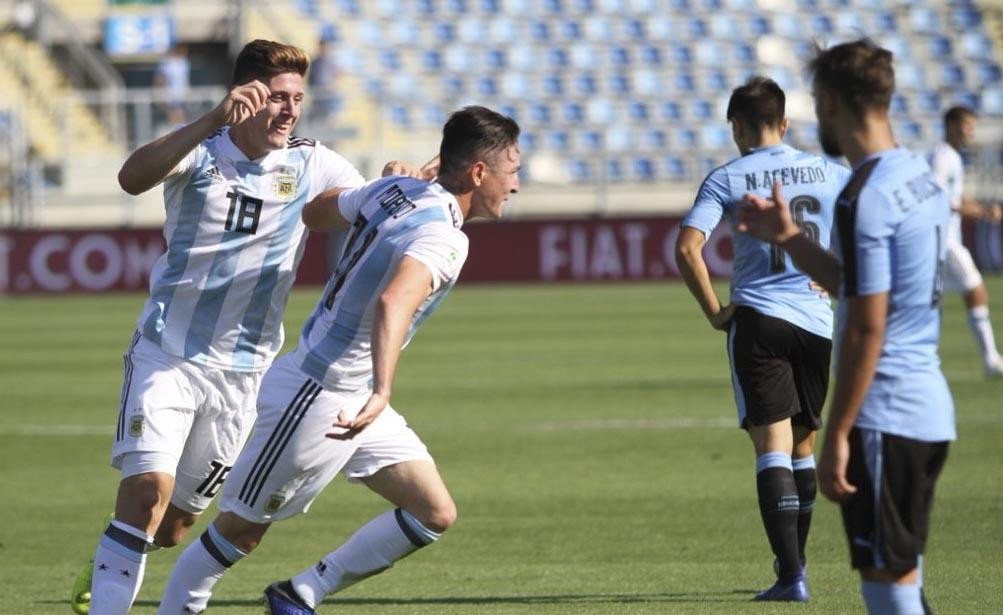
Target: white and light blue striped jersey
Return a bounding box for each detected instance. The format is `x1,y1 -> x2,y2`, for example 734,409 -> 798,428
289,176 -> 469,392
927,141 -> 964,246
137,128 -> 365,372
683,144 -> 850,339
832,148 -> 955,442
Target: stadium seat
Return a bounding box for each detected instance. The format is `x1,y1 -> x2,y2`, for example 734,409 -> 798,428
960,32 -> 993,60
673,127 -> 698,149
570,43 -> 600,69
433,22 -> 456,43
701,69 -> 729,93
548,47 -> 570,68
604,158 -> 624,182
440,75 -> 465,97
710,14 -> 740,38
628,101 -> 649,122
484,48 -> 506,69
546,130 -> 570,151
560,20 -> 583,40
421,50 -> 443,72
609,46 -> 631,67
587,98 -> 616,123
746,16 -> 771,36
583,15 -> 614,41
667,44 -> 693,66
730,42 -> 756,65
389,105 -> 411,128
379,50 -> 402,71
457,18 -> 488,43
951,7 -> 982,30
445,47 -> 474,71
687,17 -> 708,38
647,15 -> 674,41
928,36 -> 953,59
869,12 -> 898,34
605,126 -> 633,151
632,157 -> 656,181
890,94 -> 909,115
915,90 -> 941,113
609,73 -> 631,94
632,69 -> 662,96
623,18 -> 645,39
662,155 -> 688,181
980,87 -> 1003,115
909,7 -> 940,33
659,101 -> 683,121
938,64 -> 967,89
390,21 -> 420,46
810,14 -> 833,35
488,18 -> 519,44
476,76 -> 498,96
689,100 -> 715,121
700,124 -> 731,149
510,46 -> 537,71
643,128 -> 667,149
479,0 -> 501,13
576,129 -> 602,151
573,72 -> 598,96
976,62 -> 1002,85
563,102 -> 585,123
639,45 -> 662,66
336,0 -> 360,16
531,21 -> 552,42
568,158 -> 592,182
895,121 -> 923,142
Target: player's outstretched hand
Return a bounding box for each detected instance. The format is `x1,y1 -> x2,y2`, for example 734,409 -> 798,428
419,155 -> 440,180
818,432 -> 857,501
214,81 -> 269,127
381,155 -> 441,180
709,303 -> 737,331
327,392 -> 389,440
736,182 -> 801,244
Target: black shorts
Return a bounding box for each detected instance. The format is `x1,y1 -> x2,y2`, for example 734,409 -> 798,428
841,428 -> 950,573
726,306 -> 832,430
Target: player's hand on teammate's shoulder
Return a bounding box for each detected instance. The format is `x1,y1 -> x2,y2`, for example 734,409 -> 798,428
213,80 -> 270,126
327,392 -> 389,440
381,155 -> 440,181
709,304 -> 737,331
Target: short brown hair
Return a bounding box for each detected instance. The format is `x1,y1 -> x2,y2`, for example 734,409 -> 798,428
438,106 -> 520,177
807,38 -> 894,118
944,105 -> 975,131
726,76 -> 785,132
231,39 -> 309,86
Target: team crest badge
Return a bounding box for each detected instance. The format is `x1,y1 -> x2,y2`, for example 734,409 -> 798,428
128,415 -> 145,437
264,493 -> 286,514
274,174 -> 297,201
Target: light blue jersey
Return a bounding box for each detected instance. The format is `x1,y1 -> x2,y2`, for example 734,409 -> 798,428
683,144 -> 850,339
832,148 -> 955,442
290,177 -> 469,392
137,129 -> 365,372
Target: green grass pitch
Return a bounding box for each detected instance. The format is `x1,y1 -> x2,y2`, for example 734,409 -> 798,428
1,280 -> 1001,614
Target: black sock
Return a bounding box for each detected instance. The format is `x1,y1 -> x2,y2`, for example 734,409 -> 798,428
793,465 -> 816,564
756,466 -> 801,581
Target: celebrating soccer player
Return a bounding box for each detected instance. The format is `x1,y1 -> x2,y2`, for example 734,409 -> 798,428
154,106 -> 519,615
72,39 -> 432,615
738,39 -> 955,615
675,76 -> 849,602
928,106 -> 1003,378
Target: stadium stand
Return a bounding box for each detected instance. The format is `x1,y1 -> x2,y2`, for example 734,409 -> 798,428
1,0 -> 1002,225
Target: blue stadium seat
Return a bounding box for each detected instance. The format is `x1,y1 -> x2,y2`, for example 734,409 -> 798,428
772,14 -> 800,38
584,15 -> 614,41
479,0 -> 501,12
488,18 -> 518,44
695,41 -> 727,66
484,49 -> 506,69
336,0 -> 360,16
698,155 -> 725,177
604,158 -> 624,182
647,15 -> 674,41
542,0 -> 563,13
687,17 -> 708,37
379,50 -> 402,71
572,0 -> 595,11
674,127 -> 698,149
938,64 -> 966,89
568,158 -> 592,182
689,100 -> 715,121
574,73 -> 598,96
563,102 -> 585,123
561,20 -> 583,40
961,32 -> 994,60
954,91 -> 979,111
659,101 -> 683,121
701,125 -> 731,150
570,43 -> 599,69
667,0 -> 690,10
896,63 -> 926,90
746,16 -> 770,36
810,14 -> 833,35
639,45 -> 662,66
977,62 -> 1003,85
701,69 -> 729,93
674,73 -> 696,94
710,14 -> 739,38
497,103 -> 518,121
519,130 -> 538,151
541,74 -> 565,96
389,105 -> 411,128
890,94 -> 909,115
389,21 -> 420,46
440,76 -> 464,97
422,104 -> 446,125
895,121 -> 923,143
662,156 -> 688,181
434,22 -> 456,43
951,7 -> 982,30
915,90 -> 941,114
576,129 -> 602,151
445,0 -> 467,13
643,128 -> 667,149
633,157 -> 656,181
870,12 -> 897,34
510,46 -> 537,71
928,36 -> 953,59
587,98 -> 616,123
445,47 -> 474,71
358,20 -> 382,45
667,44 -> 693,66
605,126 -> 633,151
981,88 -> 1003,115
531,21 -> 552,42
833,12 -> 863,34
609,73 -> 631,94
609,46 -> 631,67
700,0 -> 723,9
730,42 -> 756,65
477,77 -> 498,96
623,18 -> 645,39
546,130 -> 570,151
421,50 -> 443,72
628,101 -> 649,122
548,47 -> 570,68
910,7 -> 940,33
458,18 -> 488,43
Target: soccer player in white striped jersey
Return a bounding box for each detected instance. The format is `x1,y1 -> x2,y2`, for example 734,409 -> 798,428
72,40 -> 431,615
155,106 -> 520,615
928,106 -> 1003,379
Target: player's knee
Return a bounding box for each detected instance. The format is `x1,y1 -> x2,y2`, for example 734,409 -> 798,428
419,500 -> 457,534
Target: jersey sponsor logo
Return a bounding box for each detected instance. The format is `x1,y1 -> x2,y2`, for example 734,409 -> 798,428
128,414 -> 145,437
264,493 -> 286,514
377,184 -> 417,218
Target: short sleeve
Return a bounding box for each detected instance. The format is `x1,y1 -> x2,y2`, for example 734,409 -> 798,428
847,185 -> 895,296
336,185 -> 367,222
171,145 -> 201,179
309,144 -> 366,200
682,167 -> 729,236
403,227 -> 469,292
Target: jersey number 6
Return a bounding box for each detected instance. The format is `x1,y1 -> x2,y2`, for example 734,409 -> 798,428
769,195 -> 822,273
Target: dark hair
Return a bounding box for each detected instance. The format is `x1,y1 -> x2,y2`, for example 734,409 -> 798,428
944,105 -> 976,130
232,39 -> 309,86
807,38 -> 894,118
438,106 -> 520,177
726,76 -> 785,132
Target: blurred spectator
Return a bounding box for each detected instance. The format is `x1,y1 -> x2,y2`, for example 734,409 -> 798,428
309,35 -> 341,125
154,44 -> 190,127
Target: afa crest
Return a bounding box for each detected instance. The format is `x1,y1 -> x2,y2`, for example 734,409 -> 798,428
264,493 -> 286,514
129,415 -> 145,437
274,174 -> 298,201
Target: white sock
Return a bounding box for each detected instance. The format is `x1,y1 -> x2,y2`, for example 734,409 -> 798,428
291,508 -> 440,608
967,305 -> 1002,366
90,520 -> 153,614
156,523 -> 247,615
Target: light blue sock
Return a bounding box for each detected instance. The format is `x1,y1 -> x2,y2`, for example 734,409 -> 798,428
861,580 -> 924,615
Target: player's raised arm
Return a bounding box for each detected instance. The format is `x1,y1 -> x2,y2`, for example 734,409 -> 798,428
328,256 -> 434,440
302,187 -> 351,230
118,81 -> 269,195
381,154 -> 441,180
738,182 -> 842,295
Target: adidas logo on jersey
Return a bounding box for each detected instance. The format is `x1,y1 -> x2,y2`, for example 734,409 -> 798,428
202,166 -> 225,183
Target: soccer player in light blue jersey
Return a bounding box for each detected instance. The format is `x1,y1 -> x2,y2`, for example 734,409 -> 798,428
155,106 -> 520,615
73,40 -> 432,615
739,39 -> 955,615
676,76 -> 850,602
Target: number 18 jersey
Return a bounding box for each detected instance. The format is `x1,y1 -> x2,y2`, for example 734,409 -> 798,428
683,144 -> 850,339
137,128 -> 365,373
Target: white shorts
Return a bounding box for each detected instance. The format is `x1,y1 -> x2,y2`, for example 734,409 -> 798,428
944,241 -> 983,293
219,354 -> 433,523
112,333 -> 263,513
